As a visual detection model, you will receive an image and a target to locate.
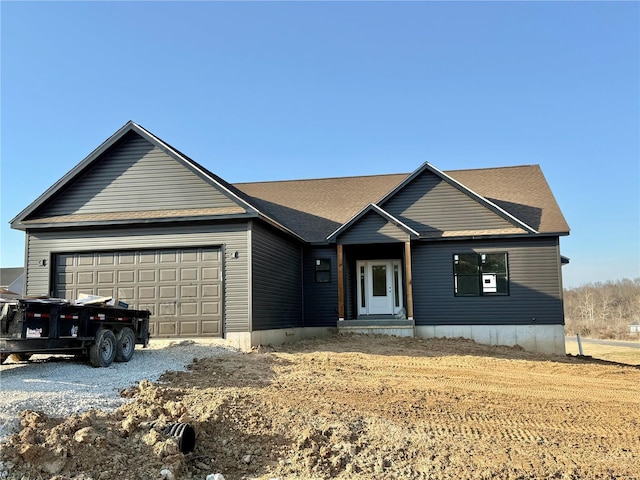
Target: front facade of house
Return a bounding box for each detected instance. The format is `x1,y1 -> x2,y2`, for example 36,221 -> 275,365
10,122 -> 570,354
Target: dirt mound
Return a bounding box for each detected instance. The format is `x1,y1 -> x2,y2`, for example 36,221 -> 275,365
1,334 -> 638,479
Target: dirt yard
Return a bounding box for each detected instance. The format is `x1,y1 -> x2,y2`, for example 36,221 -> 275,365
1,334 -> 639,480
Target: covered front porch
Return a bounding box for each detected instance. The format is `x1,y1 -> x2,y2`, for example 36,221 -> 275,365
336,242 -> 416,336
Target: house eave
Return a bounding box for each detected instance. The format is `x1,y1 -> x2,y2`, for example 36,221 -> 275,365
13,212 -> 259,231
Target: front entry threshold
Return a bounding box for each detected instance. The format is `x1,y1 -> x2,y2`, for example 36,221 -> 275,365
347,317 -> 414,327
338,318 -> 415,337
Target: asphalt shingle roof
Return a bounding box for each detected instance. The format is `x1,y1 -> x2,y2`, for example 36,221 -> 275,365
234,165 -> 569,243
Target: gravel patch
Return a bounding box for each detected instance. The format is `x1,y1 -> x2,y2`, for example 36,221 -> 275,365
0,339 -> 240,443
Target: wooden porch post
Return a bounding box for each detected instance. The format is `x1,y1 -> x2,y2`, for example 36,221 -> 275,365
337,244 -> 345,321
404,241 -> 414,320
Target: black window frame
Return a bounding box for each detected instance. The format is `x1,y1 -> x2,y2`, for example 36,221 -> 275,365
315,258 -> 331,283
453,252 -> 509,297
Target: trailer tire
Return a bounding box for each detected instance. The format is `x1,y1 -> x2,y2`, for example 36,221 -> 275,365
89,328 -> 117,367
115,327 -> 136,363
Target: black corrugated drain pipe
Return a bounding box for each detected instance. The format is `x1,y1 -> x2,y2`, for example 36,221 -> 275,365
163,423 -> 196,453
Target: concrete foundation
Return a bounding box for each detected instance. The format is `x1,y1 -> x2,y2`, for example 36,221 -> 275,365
415,324 -> 566,355
247,327 -> 337,348
337,325 -> 414,337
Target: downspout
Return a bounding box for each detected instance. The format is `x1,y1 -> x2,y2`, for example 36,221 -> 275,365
337,244 -> 345,321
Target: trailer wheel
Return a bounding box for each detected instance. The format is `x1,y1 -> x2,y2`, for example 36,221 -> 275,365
89,328 -> 117,367
115,327 -> 136,362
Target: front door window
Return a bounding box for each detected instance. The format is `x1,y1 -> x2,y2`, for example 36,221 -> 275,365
372,265 -> 387,296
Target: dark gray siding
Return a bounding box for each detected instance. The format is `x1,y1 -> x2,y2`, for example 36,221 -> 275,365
251,221 -> 303,330
382,170 -> 516,234
25,222 -> 250,333
39,132 -> 243,216
412,237 -> 563,325
338,211 -> 409,245
303,246 -> 338,326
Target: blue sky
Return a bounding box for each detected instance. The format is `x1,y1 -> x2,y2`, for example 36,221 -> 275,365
1,1 -> 638,289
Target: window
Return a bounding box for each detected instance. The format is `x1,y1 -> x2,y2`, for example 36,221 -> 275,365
453,252 -> 508,296
315,258 -> 331,283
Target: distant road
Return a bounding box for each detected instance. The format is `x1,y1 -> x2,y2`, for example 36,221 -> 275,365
565,337 -> 640,349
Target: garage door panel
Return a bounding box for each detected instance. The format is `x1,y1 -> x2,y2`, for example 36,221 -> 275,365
97,287 -> 115,298
202,285 -> 220,298
202,249 -> 219,261
202,321 -> 220,334
138,286 -> 156,299
78,254 -> 95,266
98,253 -> 115,265
139,270 -> 156,282
54,247 -> 222,337
98,271 -> 114,284
160,286 -> 177,299
202,267 -> 219,280
181,251 -> 198,262
202,302 -> 220,315
160,251 -> 177,262
180,268 -> 198,281
119,253 -> 135,264
180,302 -> 198,315
118,270 -> 135,283
159,302 -> 176,316
77,272 -> 94,284
180,285 -> 197,298
160,269 -> 177,282
180,321 -> 198,335
158,322 -> 176,335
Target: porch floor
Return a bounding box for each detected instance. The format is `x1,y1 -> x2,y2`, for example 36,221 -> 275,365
338,317 -> 415,337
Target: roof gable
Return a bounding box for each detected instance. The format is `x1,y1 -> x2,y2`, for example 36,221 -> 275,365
379,162 -> 536,236
327,204 -> 419,244
11,121 -> 258,229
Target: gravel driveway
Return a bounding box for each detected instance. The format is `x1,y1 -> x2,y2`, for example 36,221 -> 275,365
0,339 -> 239,443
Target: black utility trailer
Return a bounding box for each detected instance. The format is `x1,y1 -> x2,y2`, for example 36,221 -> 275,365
0,298 -> 150,367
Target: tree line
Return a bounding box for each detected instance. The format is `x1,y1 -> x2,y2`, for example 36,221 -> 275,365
564,278 -> 640,339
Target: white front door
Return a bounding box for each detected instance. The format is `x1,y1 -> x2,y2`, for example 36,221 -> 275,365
357,260 -> 403,316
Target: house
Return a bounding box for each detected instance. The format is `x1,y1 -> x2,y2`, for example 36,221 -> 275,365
9,121 -> 570,354
0,267 -> 24,297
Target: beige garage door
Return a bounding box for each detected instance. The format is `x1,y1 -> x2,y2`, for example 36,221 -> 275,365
54,247 -> 222,337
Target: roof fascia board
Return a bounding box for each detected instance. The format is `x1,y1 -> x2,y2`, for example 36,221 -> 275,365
326,203 -> 420,243
378,162 -> 539,234
13,212 -> 260,231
